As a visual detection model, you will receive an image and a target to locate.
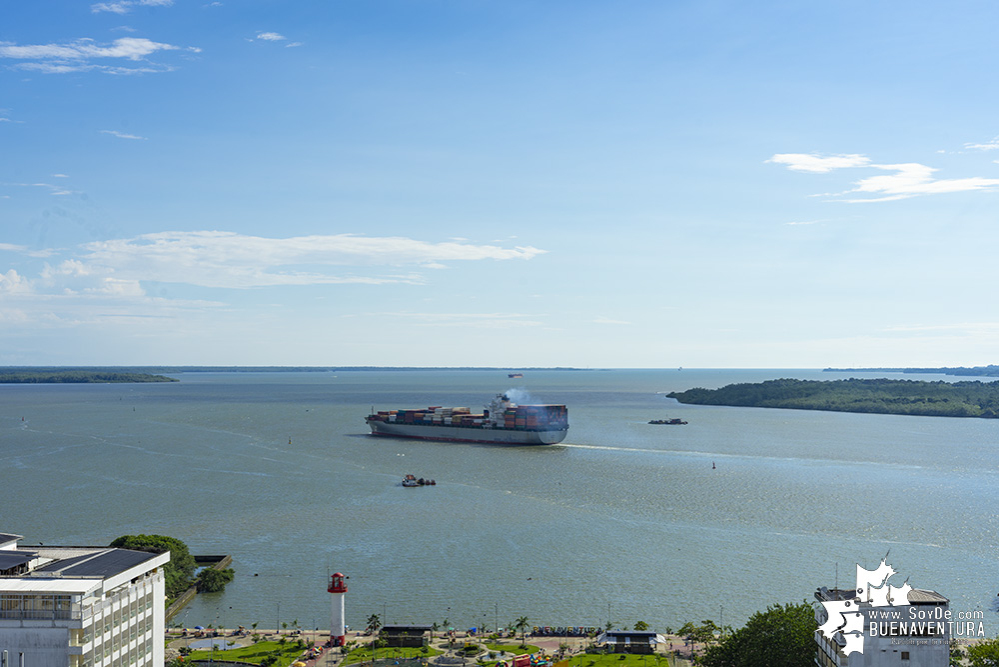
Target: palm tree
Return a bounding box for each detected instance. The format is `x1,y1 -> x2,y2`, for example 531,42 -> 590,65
514,617 -> 530,648
366,614 -> 382,635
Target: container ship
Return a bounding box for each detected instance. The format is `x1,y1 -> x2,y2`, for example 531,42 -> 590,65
365,393 -> 568,445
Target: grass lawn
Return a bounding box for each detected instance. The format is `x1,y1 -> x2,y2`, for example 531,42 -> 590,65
562,654 -> 674,667
186,640 -> 306,667
343,646 -> 442,665
483,643 -> 540,655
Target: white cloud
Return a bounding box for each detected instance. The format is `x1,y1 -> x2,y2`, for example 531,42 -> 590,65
0,269 -> 31,294
767,153 -> 871,173
0,243 -> 57,258
0,37 -> 179,60
255,32 -> 287,41
75,231 -> 547,289
285,42 -> 303,48
845,163 -> 999,202
2,181 -> 78,196
964,137 -> 999,151
0,37 -> 199,74
770,152 -> 999,202
101,129 -> 147,140
91,0 -> 173,14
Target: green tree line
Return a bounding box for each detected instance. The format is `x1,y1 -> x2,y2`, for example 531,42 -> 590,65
668,378 -> 999,418
0,370 -> 176,383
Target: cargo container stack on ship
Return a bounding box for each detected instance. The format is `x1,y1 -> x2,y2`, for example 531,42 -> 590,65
365,393 -> 569,445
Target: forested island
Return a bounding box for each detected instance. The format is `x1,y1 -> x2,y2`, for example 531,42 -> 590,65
667,378 -> 999,418
824,364 -> 999,377
0,369 -> 177,384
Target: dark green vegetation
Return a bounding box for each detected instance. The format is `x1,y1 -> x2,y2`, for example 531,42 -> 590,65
196,567 -> 235,593
109,535 -> 198,599
701,602 -> 817,667
668,378 -> 999,418
825,365 -> 999,377
963,636 -> 999,666
0,369 -> 176,383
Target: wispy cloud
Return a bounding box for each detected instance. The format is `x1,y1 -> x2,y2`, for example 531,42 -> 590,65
767,153 -> 871,173
964,137 -> 999,151
91,0 -> 173,14
844,163 -> 999,202
72,231 -> 547,289
255,32 -> 286,41
2,181 -> 77,196
0,244 -> 57,258
769,152 -> 999,202
389,312 -> 544,328
0,37 -> 200,74
101,129 -> 147,140
0,232 -> 549,330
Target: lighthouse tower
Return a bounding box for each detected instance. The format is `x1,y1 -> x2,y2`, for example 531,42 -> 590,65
328,572 -> 347,646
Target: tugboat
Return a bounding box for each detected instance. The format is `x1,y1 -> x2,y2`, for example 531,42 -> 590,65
648,418 -> 688,425
402,474 -> 436,487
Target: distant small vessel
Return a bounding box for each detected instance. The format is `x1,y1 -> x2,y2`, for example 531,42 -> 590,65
649,418 -> 687,425
402,474 -> 436,487
508,372 -> 523,378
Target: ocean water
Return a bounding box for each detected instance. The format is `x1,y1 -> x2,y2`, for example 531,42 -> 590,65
2,369 -> 998,635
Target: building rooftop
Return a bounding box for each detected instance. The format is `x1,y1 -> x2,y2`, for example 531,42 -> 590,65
815,586 -> 948,605
907,589 -> 948,604
0,534 -> 23,548
33,548 -> 160,578
0,533 -> 169,596
0,551 -> 35,572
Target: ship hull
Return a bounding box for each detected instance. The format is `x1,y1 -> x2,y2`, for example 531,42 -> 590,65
367,420 -> 567,445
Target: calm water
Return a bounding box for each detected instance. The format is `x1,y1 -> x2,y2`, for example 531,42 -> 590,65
2,369 -> 998,634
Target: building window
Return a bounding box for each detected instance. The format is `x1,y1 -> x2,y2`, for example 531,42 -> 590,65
901,651 -> 910,660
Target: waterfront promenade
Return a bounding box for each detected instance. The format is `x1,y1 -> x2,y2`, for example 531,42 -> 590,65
165,629 -> 697,667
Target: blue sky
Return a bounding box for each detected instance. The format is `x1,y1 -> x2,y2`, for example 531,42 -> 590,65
3,0 -> 999,367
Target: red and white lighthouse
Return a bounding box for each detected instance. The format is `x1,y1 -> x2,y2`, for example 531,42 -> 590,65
328,572 -> 347,646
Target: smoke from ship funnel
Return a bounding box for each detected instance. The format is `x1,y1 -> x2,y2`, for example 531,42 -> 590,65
504,387 -> 534,404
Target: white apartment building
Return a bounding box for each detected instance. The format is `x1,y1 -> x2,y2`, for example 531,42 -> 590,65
815,586 -> 950,667
0,533 -> 168,667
